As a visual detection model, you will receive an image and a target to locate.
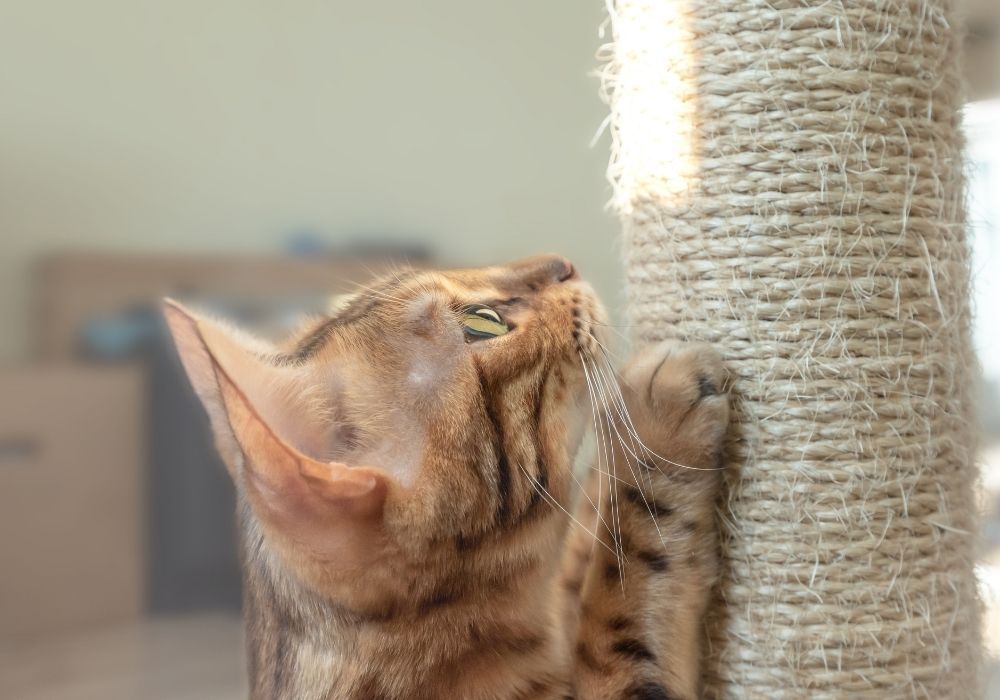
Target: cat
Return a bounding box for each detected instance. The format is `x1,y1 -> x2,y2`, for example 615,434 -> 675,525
163,254 -> 728,700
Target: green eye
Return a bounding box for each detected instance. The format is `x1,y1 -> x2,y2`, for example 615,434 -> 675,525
462,304 -> 509,339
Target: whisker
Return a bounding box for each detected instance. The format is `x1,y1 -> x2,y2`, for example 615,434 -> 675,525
587,320 -> 639,329
593,343 -> 726,473
590,352 -> 660,478
579,353 -> 611,560
580,355 -> 626,583
589,333 -> 626,363
558,363 -> 612,540
585,463 -> 636,485
578,352 -> 617,548
517,463 -> 619,558
589,358 -> 671,550
590,359 -> 651,487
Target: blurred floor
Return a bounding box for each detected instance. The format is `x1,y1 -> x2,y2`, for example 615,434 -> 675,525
0,614 -> 245,700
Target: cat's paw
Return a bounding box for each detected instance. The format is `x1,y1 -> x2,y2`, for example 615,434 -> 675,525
617,340 -> 729,477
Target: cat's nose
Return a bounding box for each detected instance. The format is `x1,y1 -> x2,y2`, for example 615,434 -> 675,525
508,254 -> 577,287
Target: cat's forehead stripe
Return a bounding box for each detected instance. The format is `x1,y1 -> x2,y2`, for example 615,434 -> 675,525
279,272 -> 418,364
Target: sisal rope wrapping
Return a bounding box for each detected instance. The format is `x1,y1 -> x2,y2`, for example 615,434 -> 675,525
599,0 -> 981,696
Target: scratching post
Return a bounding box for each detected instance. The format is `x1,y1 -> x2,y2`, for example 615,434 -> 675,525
600,0 -> 980,696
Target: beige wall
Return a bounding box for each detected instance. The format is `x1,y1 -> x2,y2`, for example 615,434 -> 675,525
0,1 -> 619,362
965,0 -> 1000,101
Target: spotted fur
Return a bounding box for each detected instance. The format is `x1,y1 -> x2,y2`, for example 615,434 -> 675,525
163,255 -> 729,699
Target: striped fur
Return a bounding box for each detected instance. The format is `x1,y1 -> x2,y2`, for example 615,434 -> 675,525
164,255 -> 729,699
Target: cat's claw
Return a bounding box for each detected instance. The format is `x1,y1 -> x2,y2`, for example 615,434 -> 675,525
619,339 -> 730,475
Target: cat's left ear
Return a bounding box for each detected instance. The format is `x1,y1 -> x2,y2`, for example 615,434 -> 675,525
162,300 -> 389,534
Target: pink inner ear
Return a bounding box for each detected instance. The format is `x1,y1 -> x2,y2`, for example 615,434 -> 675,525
214,362 -> 386,518
163,300 -> 388,518
201,323 -> 320,453
165,299 -> 331,458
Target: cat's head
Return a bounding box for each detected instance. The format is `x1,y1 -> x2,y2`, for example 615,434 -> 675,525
165,254 -> 607,613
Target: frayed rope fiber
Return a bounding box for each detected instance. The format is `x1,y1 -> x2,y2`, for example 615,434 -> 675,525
600,0 -> 980,696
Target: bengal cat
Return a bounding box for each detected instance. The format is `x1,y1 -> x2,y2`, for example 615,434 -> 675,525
163,254 -> 728,700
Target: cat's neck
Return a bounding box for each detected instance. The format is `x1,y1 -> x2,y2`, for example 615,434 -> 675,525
239,514 -> 569,699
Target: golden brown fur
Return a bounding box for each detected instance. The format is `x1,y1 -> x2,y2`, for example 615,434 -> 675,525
164,255 -> 729,699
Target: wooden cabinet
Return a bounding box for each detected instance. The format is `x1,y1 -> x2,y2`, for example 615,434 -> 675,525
0,367 -> 144,639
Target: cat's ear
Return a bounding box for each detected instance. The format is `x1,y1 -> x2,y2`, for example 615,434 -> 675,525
162,300 -> 388,530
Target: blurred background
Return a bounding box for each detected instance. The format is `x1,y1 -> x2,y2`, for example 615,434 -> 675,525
0,1 -> 996,698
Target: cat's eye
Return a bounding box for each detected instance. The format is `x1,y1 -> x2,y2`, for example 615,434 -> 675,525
461,304 -> 509,339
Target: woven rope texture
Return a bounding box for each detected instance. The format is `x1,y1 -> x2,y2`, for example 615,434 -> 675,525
600,0 -> 980,696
